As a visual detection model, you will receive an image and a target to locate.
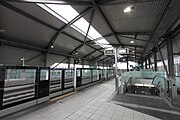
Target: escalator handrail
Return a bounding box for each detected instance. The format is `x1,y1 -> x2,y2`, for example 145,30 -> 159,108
152,76 -> 165,85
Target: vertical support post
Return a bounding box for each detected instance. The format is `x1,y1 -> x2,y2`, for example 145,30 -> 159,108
42,52 -> 47,67
127,57 -> 129,71
21,57 -> 26,66
82,59 -> 84,68
114,47 -> 119,95
167,37 -> 177,98
167,38 -> 175,77
135,47 -> 136,63
68,57 -> 70,68
103,62 -> 104,69
149,57 -> 154,71
145,58 -> 147,69
148,57 -> 151,69
156,44 -> 169,76
154,52 -> 157,71
74,67 -> 77,91
89,61 -> 90,68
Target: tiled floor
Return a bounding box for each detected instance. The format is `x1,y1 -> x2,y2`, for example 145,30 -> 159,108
1,79 -> 180,120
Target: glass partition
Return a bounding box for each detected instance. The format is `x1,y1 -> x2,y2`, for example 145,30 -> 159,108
82,69 -> 91,84
175,77 -> 180,95
92,70 -> 99,81
3,67 -> 36,106
64,69 -> 74,88
121,71 -> 167,95
107,69 -> 114,78
40,69 -> 49,80
50,69 -> 62,93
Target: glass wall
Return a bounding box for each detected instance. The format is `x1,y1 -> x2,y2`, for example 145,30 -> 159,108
82,69 -> 91,84
3,68 -> 36,106
50,69 -> 62,93
64,69 -> 74,88
92,70 -> 99,81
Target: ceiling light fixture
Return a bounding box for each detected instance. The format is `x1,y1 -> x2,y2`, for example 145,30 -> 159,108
51,45 -> 54,48
130,40 -> 134,44
0,29 -> 5,32
75,52 -> 78,55
124,5 -> 135,13
132,50 -> 134,52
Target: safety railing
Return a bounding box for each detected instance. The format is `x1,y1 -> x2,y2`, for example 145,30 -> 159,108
152,76 -> 171,99
0,66 -> 37,110
0,66 -> 115,117
174,77 -> 180,96
76,68 -> 114,87
121,71 -> 166,95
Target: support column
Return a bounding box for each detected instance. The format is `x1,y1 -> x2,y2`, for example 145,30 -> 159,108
82,59 -> 84,68
127,57 -> 129,71
115,47 -> 119,94
43,52 -> 47,67
135,47 -> 137,63
148,58 -> 151,69
145,58 -> 147,69
167,38 -> 174,77
167,37 -> 177,99
68,57 -> 70,68
154,52 -> 157,71
103,62 -> 104,69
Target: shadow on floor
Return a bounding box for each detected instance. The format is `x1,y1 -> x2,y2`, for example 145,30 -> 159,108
109,93 -> 180,120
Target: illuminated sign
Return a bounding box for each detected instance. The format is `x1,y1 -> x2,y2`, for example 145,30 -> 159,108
104,49 -> 114,55
119,48 -> 129,54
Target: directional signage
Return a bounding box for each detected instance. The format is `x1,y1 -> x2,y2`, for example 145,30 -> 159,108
104,49 -> 114,55
119,48 -> 129,54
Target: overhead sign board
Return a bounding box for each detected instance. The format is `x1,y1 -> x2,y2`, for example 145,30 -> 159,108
118,48 -> 129,54
104,49 -> 114,55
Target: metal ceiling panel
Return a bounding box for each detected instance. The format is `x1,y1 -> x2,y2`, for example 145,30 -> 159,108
135,47 -> 144,52
53,33 -> 82,53
0,46 -> 42,66
64,27 -> 88,42
73,6 -> 90,15
8,2 -> 65,29
145,1 -> 180,54
0,4 -> 56,48
87,44 -> 102,49
111,17 -> 157,32
172,0 -> 180,6
99,55 -> 107,60
137,35 -> 150,41
90,10 -> 112,35
118,36 -> 147,46
105,36 -> 119,44
78,44 -> 94,56
46,53 -> 67,66
172,34 -> 180,53
101,0 -> 168,32
91,51 -> 102,58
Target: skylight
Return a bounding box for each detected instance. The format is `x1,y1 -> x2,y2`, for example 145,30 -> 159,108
37,4 -> 112,48
46,4 -> 78,23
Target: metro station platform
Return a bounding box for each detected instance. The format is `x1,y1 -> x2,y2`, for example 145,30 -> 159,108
1,79 -> 180,120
